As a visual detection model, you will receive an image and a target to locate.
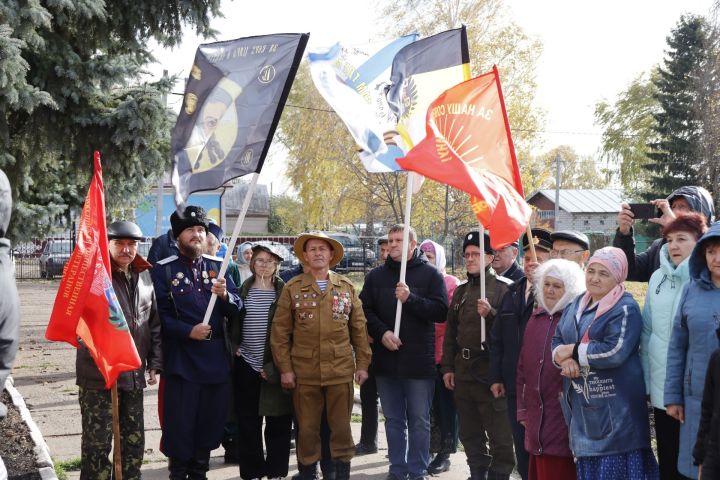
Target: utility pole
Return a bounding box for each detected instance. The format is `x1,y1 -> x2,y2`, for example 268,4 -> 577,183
554,153 -> 561,230
155,69 -> 168,238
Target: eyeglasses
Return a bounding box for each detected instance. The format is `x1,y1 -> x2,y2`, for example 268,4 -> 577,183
255,259 -> 277,266
463,252 -> 482,260
550,249 -> 585,259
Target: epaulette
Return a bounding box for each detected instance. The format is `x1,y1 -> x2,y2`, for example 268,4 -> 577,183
156,255 -> 178,265
202,254 -> 223,262
496,275 -> 513,285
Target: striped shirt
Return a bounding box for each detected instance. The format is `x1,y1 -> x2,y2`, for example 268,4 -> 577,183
240,288 -> 275,372
316,279 -> 328,292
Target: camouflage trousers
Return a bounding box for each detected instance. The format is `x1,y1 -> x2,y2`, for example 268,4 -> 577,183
79,386 -> 145,480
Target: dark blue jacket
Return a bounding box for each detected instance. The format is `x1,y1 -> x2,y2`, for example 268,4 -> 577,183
489,275 -> 534,395
147,229 -> 179,265
360,249 -> 448,379
151,253 -> 241,384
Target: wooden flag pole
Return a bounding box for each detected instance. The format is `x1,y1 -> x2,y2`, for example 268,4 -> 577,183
526,224 -> 538,263
393,171 -> 417,337
111,383 -> 122,480
479,223 -> 487,347
202,172 -> 259,325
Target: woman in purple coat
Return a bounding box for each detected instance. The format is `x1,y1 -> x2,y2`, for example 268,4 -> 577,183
517,259 -> 585,480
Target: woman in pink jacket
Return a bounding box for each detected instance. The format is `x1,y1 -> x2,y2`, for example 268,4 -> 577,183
516,259 -> 585,480
420,240 -> 461,474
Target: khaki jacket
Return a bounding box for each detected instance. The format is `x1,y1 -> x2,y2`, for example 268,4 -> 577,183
271,271 -> 371,386
440,268 -> 510,382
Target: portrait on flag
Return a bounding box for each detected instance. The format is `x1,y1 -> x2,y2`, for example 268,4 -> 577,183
172,33 -> 309,206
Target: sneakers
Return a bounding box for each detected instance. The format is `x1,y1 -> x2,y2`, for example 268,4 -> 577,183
354,441 -> 378,455
427,452 -> 451,474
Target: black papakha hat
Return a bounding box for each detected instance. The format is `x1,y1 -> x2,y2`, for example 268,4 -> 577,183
462,231 -> 495,255
522,228 -> 553,252
170,206 -> 209,239
551,230 -> 590,251
107,221 -> 144,241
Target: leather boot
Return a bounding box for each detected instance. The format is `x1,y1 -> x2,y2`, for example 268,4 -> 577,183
168,457 -> 189,480
486,470 -> 509,480
427,452 -> 452,474
187,449 -> 211,480
298,462 -> 320,480
334,461 -> 351,480
320,458 -> 336,480
467,465 -> 489,480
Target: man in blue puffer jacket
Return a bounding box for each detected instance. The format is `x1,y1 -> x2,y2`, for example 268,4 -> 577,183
614,186 -> 715,282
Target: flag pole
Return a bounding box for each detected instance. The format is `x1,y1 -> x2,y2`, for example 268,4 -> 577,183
111,384 -> 123,480
525,224 -> 538,263
202,172 -> 259,325
393,171 -> 416,337
479,223 -> 486,347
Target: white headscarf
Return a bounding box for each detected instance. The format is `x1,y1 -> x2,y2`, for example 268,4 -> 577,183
419,239 -> 447,272
534,259 -> 586,314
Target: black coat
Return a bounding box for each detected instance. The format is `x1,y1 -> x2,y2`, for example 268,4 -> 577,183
694,349 -> 720,470
488,275 -> 535,395
360,249 -> 448,379
499,262 -> 524,282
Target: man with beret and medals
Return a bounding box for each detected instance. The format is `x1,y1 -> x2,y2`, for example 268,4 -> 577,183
488,228 -> 554,480
151,205 -> 241,480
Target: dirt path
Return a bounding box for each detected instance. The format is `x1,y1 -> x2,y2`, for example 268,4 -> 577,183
12,280 -> 493,479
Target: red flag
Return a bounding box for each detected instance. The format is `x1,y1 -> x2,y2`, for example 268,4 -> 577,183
396,66 -> 531,249
46,151 -> 141,388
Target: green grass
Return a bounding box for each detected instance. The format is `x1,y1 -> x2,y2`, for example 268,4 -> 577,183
54,457 -> 81,479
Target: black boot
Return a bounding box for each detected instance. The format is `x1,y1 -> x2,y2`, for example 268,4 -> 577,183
320,458 -> 336,480
168,457 -> 189,480
354,441 -> 378,455
222,436 -> 240,464
298,462 -> 320,480
334,461 -> 351,480
187,449 -> 211,480
428,452 -> 451,474
486,471 -> 509,480
467,465 -> 489,480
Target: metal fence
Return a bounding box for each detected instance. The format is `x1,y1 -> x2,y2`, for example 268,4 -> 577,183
11,234 -> 75,280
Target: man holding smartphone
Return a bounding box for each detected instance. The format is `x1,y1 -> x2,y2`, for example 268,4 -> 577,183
613,185 -> 715,281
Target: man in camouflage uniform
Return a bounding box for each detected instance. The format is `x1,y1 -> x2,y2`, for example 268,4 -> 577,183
441,231 -> 515,480
271,232 -> 372,480
76,220 -> 162,480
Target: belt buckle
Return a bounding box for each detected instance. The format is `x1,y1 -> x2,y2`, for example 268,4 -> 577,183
462,348 -> 470,360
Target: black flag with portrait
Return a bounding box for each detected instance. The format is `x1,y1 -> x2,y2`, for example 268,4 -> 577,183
171,33 -> 309,207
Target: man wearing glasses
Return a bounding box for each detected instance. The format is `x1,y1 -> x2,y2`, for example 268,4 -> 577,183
549,230 -> 590,267
440,231 -> 515,480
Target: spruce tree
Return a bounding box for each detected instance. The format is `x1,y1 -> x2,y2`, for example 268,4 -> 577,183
645,15 -> 707,199
0,1 -> 221,239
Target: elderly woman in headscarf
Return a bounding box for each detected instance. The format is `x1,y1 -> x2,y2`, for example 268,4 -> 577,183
516,259 -> 585,480
419,239 -> 461,474
236,241 -> 254,284
551,247 -> 659,480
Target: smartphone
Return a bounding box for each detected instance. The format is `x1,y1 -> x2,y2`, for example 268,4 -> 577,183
628,203 -> 658,220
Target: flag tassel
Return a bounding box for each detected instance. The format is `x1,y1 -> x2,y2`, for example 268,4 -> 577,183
201,172 -> 259,325
393,171 -> 417,337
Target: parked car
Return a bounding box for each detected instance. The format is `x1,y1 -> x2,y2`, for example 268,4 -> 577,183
39,240 -> 73,279
325,232 -> 376,272
253,240 -> 299,272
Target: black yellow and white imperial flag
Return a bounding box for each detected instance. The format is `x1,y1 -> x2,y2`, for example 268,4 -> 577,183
171,33 -> 309,207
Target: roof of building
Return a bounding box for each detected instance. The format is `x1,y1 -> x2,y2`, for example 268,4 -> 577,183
225,182 -> 270,215
528,189 -> 624,213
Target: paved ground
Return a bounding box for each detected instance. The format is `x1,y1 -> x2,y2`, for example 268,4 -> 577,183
12,281 -> 516,479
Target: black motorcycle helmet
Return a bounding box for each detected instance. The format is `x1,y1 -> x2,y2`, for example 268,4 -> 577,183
107,221 -> 144,241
